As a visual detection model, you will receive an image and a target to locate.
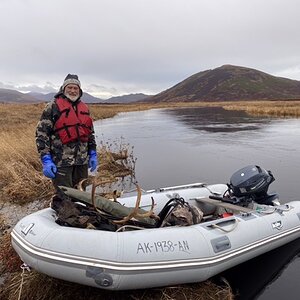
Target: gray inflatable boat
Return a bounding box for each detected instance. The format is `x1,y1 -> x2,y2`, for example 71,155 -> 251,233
11,166 -> 300,290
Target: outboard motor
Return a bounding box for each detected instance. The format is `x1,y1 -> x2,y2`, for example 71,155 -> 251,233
228,165 -> 279,206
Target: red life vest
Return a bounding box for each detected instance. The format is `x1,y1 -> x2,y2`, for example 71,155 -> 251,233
54,97 -> 93,144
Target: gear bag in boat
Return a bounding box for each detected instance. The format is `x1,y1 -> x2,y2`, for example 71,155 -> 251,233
158,197 -> 203,227
51,196 -> 117,231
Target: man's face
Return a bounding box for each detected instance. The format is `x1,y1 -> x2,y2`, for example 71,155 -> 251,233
64,84 -> 80,101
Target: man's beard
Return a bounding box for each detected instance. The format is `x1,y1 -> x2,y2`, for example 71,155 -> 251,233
65,92 -> 79,102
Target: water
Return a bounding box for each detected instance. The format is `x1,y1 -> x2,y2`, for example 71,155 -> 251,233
94,106 -> 300,299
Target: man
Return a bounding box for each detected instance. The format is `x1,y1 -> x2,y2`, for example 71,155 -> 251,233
36,74 -> 98,197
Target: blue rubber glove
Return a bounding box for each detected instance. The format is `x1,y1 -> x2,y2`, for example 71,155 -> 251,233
41,154 -> 57,179
88,150 -> 98,172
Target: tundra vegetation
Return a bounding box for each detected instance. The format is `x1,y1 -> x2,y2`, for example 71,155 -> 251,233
1,100 -> 300,299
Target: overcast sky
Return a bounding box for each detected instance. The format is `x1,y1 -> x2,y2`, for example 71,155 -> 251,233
1,0 -> 300,99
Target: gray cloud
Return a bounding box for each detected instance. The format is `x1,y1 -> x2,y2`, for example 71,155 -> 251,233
1,0 -> 300,98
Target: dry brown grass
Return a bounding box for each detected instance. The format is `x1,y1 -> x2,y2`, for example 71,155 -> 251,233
221,100 -> 300,117
0,232 -> 22,274
0,124 -> 52,204
0,103 -> 144,204
1,270 -> 233,300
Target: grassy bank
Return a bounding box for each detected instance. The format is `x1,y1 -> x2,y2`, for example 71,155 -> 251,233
221,100 -> 300,117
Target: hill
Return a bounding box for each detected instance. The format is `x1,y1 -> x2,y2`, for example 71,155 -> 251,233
0,88 -> 38,103
149,65 -> 300,102
0,89 -> 103,104
1,89 -> 150,104
27,92 -> 151,103
26,92 -> 103,103
105,93 -> 150,103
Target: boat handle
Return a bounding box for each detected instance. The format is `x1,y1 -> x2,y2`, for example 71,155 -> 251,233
209,218 -> 238,233
215,239 -> 231,250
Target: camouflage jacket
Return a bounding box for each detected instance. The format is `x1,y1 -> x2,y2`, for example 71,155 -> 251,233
35,96 -> 97,167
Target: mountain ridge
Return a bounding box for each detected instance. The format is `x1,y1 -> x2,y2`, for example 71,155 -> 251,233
148,64 -> 300,102
104,93 -> 150,103
2,65 -> 300,103
0,89 -> 151,104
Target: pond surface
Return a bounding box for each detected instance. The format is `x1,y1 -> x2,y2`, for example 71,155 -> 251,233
94,106 -> 300,299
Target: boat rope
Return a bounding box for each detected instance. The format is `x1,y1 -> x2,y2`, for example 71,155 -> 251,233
17,263 -> 31,300
204,185 -> 224,196
256,204 -> 292,215
116,225 -> 145,232
210,219 -> 239,233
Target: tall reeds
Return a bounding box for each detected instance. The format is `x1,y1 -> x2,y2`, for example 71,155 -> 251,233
222,100 -> 300,117
0,110 -> 52,203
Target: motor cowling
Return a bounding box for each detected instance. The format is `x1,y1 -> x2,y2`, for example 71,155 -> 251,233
229,165 -> 277,205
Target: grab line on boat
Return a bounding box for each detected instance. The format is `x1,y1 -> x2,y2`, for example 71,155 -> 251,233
209,219 -> 239,232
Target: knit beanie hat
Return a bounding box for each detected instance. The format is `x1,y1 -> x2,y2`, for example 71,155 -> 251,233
62,74 -> 81,91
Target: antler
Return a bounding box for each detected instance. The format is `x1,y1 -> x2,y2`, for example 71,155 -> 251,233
76,178 -> 92,191
77,178 -> 158,224
113,185 -> 158,224
91,177 -> 116,208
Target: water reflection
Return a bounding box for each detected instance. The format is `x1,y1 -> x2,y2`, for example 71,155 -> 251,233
219,238 -> 300,300
165,107 -> 271,132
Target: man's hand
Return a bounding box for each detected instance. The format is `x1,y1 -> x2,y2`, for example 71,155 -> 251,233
88,150 -> 98,172
41,154 -> 57,179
